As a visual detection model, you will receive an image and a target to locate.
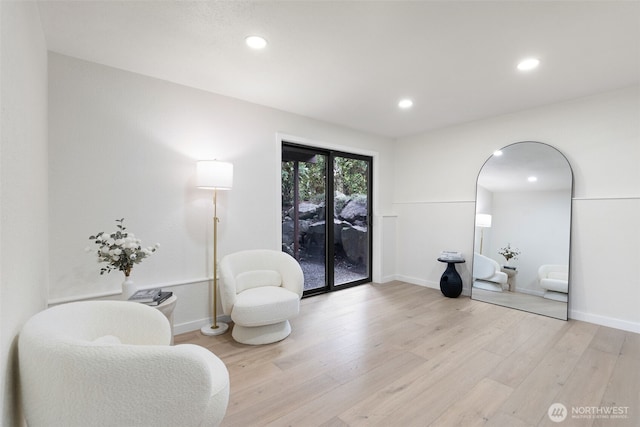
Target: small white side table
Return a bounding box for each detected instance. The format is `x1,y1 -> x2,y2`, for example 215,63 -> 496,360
153,295 -> 178,344
501,267 -> 518,292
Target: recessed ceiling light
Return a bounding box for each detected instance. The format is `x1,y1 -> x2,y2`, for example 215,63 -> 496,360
398,99 -> 413,109
528,176 -> 538,182
493,150 -> 503,156
245,35 -> 267,49
517,58 -> 540,71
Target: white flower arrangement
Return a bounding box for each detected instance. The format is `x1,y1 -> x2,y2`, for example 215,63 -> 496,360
87,218 -> 159,277
498,243 -> 521,262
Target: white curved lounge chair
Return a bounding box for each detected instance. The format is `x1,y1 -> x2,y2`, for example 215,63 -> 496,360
472,252 -> 508,292
219,249 -> 304,345
538,264 -> 569,302
19,300 -> 229,427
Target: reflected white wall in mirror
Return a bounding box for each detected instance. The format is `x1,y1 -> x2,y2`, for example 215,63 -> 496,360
471,141 -> 573,320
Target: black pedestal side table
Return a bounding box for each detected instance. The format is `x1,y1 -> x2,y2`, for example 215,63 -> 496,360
437,258 -> 465,298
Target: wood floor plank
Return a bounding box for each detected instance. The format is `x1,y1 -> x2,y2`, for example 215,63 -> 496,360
224,373 -> 339,425
339,335 -> 506,426
318,417 -> 350,427
266,351 -> 426,426
375,349 -> 505,426
172,281 -> 640,427
488,317 -> 571,388
594,353 -> 640,427
485,412 -> 536,427
620,331 -> 640,359
482,312 -> 564,358
537,347 -> 619,427
589,325 -> 627,355
429,377 -> 514,427
498,320 -> 600,425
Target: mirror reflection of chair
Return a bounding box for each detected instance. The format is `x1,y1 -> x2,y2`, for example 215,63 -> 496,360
19,301 -> 230,427
472,252 -> 508,292
538,264 -> 569,302
219,249 -> 304,345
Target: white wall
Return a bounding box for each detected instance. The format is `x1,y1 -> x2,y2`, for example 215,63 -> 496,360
394,86 -> 640,333
0,2 -> 49,425
489,190 -> 571,295
47,53 -> 395,333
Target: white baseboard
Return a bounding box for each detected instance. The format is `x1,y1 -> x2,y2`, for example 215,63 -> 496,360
569,309 -> 640,334
396,275 -> 474,296
395,275 -> 473,296
174,315 -> 232,336
396,275 -> 438,289
380,274 -> 399,283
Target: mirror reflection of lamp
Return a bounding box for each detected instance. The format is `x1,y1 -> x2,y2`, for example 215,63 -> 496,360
197,160 -> 233,336
475,214 -> 492,254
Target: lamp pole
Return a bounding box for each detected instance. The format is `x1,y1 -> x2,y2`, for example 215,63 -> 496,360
201,188 -> 228,335
197,160 -> 232,336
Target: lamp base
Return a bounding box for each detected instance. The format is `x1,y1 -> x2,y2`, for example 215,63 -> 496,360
200,322 -> 229,336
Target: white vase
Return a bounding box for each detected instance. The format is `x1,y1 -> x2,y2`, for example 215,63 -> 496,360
122,275 -> 137,300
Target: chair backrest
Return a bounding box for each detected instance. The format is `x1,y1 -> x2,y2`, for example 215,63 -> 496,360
538,264 -> 569,281
219,249 -> 304,314
22,300 -> 171,345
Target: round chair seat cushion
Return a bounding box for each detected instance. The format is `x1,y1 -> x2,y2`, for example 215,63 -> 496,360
231,286 -> 300,327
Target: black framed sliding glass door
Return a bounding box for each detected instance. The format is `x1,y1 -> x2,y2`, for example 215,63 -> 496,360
281,143 -> 372,296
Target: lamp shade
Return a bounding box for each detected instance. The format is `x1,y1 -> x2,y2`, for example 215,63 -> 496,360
196,160 -> 233,190
475,214 -> 492,228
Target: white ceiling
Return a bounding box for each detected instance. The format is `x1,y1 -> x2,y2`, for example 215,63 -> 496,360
36,1 -> 640,139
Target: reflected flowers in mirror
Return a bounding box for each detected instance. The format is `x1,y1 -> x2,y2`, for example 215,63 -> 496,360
498,243 -> 521,263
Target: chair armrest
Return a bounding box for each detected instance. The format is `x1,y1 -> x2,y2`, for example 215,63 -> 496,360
279,255 -> 304,297
20,342 -> 229,427
540,278 -> 568,293
485,271 -> 508,284
219,266 -> 238,315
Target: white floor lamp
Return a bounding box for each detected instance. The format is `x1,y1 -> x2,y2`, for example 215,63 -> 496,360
197,160 -> 233,336
475,213 -> 492,255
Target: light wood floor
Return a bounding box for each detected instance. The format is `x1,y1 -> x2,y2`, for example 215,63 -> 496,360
175,281 -> 640,427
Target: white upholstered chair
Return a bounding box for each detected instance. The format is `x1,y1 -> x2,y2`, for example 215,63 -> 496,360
472,252 -> 508,292
19,300 -> 229,427
538,264 -> 569,302
219,249 -> 304,345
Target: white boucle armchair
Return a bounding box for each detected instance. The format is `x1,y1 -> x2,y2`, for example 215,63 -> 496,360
19,300 -> 229,427
538,264 -> 569,302
472,252 -> 508,292
219,249 -> 304,345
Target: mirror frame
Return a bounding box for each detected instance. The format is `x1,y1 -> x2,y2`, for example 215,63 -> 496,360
471,141 -> 574,320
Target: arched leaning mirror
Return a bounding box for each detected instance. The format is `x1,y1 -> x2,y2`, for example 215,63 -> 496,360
471,141 -> 573,320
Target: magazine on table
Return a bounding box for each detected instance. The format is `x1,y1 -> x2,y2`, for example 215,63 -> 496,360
439,251 -> 464,262
143,291 -> 173,306
128,288 -> 162,303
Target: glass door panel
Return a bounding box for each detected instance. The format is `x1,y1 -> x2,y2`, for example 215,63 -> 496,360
333,156 -> 370,286
282,147 -> 327,294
